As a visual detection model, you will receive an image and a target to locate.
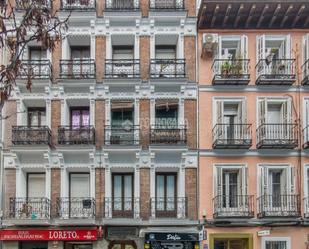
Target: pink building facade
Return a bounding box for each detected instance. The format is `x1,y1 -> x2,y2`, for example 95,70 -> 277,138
198,1 -> 309,249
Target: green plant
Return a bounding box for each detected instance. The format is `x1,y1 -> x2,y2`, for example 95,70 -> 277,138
221,60 -> 232,75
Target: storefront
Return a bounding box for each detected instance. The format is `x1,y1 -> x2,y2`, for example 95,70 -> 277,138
145,232 -> 200,249
0,229 -> 98,249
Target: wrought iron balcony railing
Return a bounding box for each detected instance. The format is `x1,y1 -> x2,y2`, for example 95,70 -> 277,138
61,0 -> 95,10
149,0 -> 184,10
57,197 -> 95,219
302,59 -> 309,85
303,125 -> 309,149
150,126 -> 187,145
150,197 -> 187,218
256,59 -> 296,85
58,126 -> 95,145
105,59 -> 140,78
104,125 -> 139,145
256,123 -> 298,149
257,194 -> 300,218
212,59 -> 250,85
150,59 -> 186,78
213,195 -> 254,218
212,124 -> 252,149
104,197 -> 140,218
15,0 -> 51,10
9,197 -> 50,219
18,60 -> 51,79
105,0 -> 139,10
12,126 -> 51,146
60,59 -> 95,79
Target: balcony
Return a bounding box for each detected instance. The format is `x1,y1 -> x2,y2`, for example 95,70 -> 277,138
150,197 -> 187,218
60,59 -> 95,79
212,124 -> 252,149
257,194 -> 300,218
302,59 -> 309,85
57,197 -> 95,219
213,195 -> 254,218
149,0 -> 184,10
15,0 -> 51,10
18,60 -> 51,80
58,126 -> 95,145
9,197 -> 50,219
105,59 -> 140,79
256,123 -> 298,149
104,125 -> 139,145
150,126 -> 186,145
256,59 -> 296,85
104,197 -> 140,218
61,0 -> 95,10
12,126 -> 51,146
303,126 -> 309,149
105,0 -> 139,11
212,59 -> 250,85
150,59 -> 185,79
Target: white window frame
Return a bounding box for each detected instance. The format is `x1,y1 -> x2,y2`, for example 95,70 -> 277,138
212,97 -> 247,127
262,237 -> 291,249
303,33 -> 309,64
217,35 -> 248,60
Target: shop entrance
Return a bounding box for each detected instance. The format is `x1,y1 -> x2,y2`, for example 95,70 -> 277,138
20,242 -> 48,249
214,239 -> 248,249
64,242 -> 93,249
109,241 -> 137,249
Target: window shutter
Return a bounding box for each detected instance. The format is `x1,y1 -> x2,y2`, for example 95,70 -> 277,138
216,100 -> 223,124
257,35 -> 265,61
259,98 -> 267,125
215,167 -> 222,197
305,34 -> 309,62
281,168 -> 288,195
241,35 -> 248,60
285,34 -> 291,59
260,166 -> 269,196
217,35 -> 222,60
242,167 -> 248,196
289,166 -> 295,194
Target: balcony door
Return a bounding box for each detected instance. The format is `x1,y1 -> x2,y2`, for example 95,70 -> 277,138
156,173 -> 177,217
214,239 -> 248,249
70,47 -> 90,77
70,107 -> 90,128
28,108 -> 46,127
71,47 -> 90,59
112,46 -> 134,77
223,104 -> 238,142
222,170 -> 239,208
155,100 -> 178,128
27,173 -> 46,198
112,174 -> 134,217
269,169 -> 286,208
69,173 -> 91,218
29,47 -> 47,60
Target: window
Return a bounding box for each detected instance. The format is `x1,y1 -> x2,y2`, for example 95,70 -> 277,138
113,46 -> 134,60
27,173 -> 46,198
217,35 -> 248,60
29,47 -> 47,60
155,99 -> 178,128
156,173 -> 177,212
112,174 -> 133,212
71,47 -> 90,59
214,239 -> 248,249
28,108 -> 46,127
70,107 -> 90,127
215,166 -> 247,207
111,101 -> 134,127
70,173 -> 90,198
216,100 -> 246,125
155,45 -> 176,60
262,238 -> 290,249
304,34 -> 309,63
258,98 -> 292,125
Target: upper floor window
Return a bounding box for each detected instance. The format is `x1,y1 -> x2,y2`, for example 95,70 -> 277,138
27,173 -> 46,198
71,46 -> 90,59
70,107 -> 90,127
155,45 -> 176,60
217,35 -> 248,60
111,101 -> 134,127
70,173 -> 90,198
113,46 -> 134,60
28,107 -> 46,127
215,99 -> 246,125
262,238 -> 290,249
302,34 -> 309,85
155,99 -> 178,128
29,47 -> 47,60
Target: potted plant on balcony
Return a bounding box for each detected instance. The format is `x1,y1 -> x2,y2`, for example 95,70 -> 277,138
221,60 -> 232,77
159,62 -> 169,78
230,52 -> 244,77
266,48 -> 279,65
19,203 -> 32,218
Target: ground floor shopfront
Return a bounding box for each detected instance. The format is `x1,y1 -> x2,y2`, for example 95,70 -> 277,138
203,226 -> 309,249
0,226 -> 201,249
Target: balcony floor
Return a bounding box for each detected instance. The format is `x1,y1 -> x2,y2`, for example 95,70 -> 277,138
213,139 -> 252,149
257,139 -> 298,149
256,75 -> 296,85
212,75 -> 250,85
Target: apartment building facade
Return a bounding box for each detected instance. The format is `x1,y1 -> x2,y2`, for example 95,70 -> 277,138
1,1 -> 199,249
198,1 -> 309,249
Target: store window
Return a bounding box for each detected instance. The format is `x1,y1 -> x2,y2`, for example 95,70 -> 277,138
20,242 -> 48,249
65,242 -> 92,249
262,238 -> 290,249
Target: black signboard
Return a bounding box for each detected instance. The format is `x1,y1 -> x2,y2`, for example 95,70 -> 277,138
145,233 -> 199,242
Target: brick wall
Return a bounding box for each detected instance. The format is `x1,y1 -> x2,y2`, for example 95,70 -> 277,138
184,99 -> 197,149
140,0 -> 149,17
139,99 -> 150,149
185,168 -> 197,220
140,36 -> 150,81
95,36 -> 106,83
4,169 -> 16,217
3,100 -> 17,150
52,0 -> 61,14
97,0 -> 104,17
185,0 -> 196,17
52,40 -> 62,82
50,168 -> 61,217
184,36 -> 196,82
95,168 -> 105,218
95,100 -> 105,149
51,100 -> 61,147
140,168 -> 150,219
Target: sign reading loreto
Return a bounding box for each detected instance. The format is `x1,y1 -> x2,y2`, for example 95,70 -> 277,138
0,229 -> 98,241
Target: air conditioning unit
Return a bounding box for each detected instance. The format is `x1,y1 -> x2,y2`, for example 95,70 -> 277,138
202,33 -> 218,56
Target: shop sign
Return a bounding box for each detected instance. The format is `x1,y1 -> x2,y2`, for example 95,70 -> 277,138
145,233 -> 199,242
0,229 -> 98,241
